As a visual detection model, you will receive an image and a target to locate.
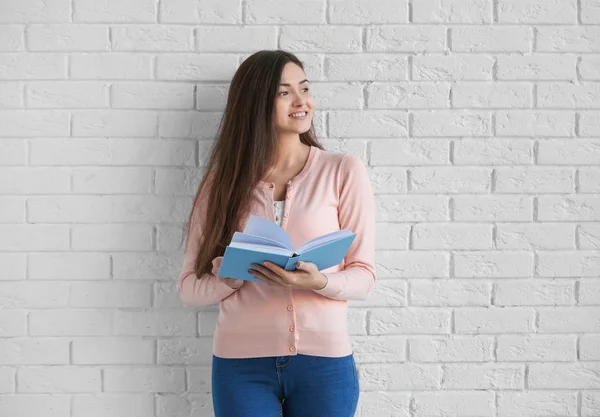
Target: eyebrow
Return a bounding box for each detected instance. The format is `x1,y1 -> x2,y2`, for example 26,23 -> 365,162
279,79 -> 309,87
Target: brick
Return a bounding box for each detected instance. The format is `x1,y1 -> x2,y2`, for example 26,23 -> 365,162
412,0 -> 491,23
497,335 -> 577,361
413,55 -> 493,80
310,82 -> 362,109
195,84 -> 228,111
0,139 -> 27,165
496,55 -> 576,81
413,224 -> 492,250
410,335 -> 493,362
359,364 -> 440,391
112,82 -> 194,110
454,251 -> 533,278
580,167 -> 600,193
197,26 -> 277,52
70,282 -> 152,308
580,56 -> 600,80
156,54 -> 237,81
351,279 -> 407,308
538,196 -> 600,221
158,338 -> 213,365
155,168 -> 203,195
27,24 -> 109,51
320,139 -> 368,159
0,111 -> 69,136
377,196 -> 449,222
453,138 -> 533,165
71,394 -> 155,417
17,367 -> 101,393
410,167 -> 492,193
72,168 -> 153,194
156,393 -> 213,417
537,27 -> 600,53
348,308 -> 368,335
367,82 -> 449,109
370,308 -> 451,335
154,281 -> 182,307
104,368 -> 185,393
538,307 -> 600,332
582,0 -> 600,23
497,0 -> 577,23
371,139 -> 449,166
452,27 -> 531,52
330,111 -> 407,138
325,54 -> 408,81
582,391 -> 600,416
72,224 -> 153,251
0,0 -> 70,23
187,367 -> 211,392
0,225 -> 69,251
537,251 -> 600,277
112,26 -> 193,52
410,279 -> 490,306
329,0 -> 408,23
29,310 -> 111,336
367,26 -> 445,53
497,392 -> 578,417
496,223 -> 575,250
112,139 -> 196,166
70,54 -> 152,79
538,139 -> 600,164
529,363 -> 600,389
159,112 -> 221,138
359,392 -> 410,417
580,281 -> 600,305
443,364 -> 524,389
28,253 -> 110,280
376,251 -> 449,278
538,82 -> 600,108
72,110 -> 157,137
452,83 -> 531,108
0,26 -> 24,51
581,334 -> 600,359
0,53 -> 67,80
0,395 -> 69,417
370,168 -> 408,194
0,254 -> 26,280
73,0 -> 156,22
245,0 -> 324,23
0,282 -> 68,308
579,224 -> 600,249
454,196 -> 533,221
455,307 -> 535,333
72,338 -> 155,365
0,311 -> 27,336
580,112 -> 600,136
160,0 -> 241,23
113,253 -> 181,281
0,339 -> 69,366
27,82 -> 109,108
412,111 -> 491,137
375,223 -> 410,249
0,197 -> 25,223
495,167 -> 575,193
495,279 -> 575,306
413,392 -> 494,416
496,111 -> 575,137
0,83 -> 23,109
281,26 -> 360,53
0,168 -> 70,194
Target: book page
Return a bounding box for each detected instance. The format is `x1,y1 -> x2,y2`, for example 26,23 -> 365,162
297,229 -> 355,253
229,241 -> 293,256
231,232 -> 290,249
243,215 -> 294,251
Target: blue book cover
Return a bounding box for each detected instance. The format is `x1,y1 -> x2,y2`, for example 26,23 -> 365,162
217,215 -> 356,282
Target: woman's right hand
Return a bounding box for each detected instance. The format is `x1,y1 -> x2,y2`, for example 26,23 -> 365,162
212,256 -> 244,290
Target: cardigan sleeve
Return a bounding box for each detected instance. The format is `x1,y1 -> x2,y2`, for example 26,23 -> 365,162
313,153 -> 376,301
177,182 -> 238,307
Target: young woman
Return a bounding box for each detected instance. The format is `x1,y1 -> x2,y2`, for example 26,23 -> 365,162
178,50 -> 376,417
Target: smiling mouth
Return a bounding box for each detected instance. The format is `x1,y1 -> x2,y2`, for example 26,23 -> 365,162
289,111 -> 308,118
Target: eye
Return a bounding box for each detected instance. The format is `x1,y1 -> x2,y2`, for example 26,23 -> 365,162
278,91 -> 288,96
302,87 -> 310,92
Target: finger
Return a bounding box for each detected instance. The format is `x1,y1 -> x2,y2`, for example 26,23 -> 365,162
251,264 -> 286,283
249,269 -> 285,287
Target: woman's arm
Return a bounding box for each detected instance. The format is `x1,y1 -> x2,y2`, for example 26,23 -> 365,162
313,153 -> 376,301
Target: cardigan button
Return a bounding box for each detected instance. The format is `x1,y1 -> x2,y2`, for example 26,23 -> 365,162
289,346 -> 296,352
287,305 -> 293,311
289,326 -> 295,332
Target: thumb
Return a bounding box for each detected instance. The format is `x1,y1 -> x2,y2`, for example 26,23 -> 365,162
295,261 -> 311,271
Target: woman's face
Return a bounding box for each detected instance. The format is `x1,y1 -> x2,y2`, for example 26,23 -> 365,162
274,63 -> 315,135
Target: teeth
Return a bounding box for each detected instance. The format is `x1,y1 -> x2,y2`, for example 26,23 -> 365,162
290,112 -> 307,118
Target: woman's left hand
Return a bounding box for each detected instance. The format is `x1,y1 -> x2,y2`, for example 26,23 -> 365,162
249,261 -> 328,291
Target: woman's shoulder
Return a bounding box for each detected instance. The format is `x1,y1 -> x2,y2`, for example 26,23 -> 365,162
316,147 -> 367,172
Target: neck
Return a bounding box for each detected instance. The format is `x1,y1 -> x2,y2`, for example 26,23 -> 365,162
267,133 -> 310,176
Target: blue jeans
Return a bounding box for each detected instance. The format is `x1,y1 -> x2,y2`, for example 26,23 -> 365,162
212,354 -> 360,417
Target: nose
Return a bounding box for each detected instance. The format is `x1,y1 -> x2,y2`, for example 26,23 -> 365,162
293,93 -> 307,106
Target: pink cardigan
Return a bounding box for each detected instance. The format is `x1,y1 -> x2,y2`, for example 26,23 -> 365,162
178,146 -> 376,358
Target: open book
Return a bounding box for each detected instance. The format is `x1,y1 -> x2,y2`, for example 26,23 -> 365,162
217,215 -> 356,282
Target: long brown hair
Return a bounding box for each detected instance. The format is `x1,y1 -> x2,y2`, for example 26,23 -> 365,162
186,50 -> 324,277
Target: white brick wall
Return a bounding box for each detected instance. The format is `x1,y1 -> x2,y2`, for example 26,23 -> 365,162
0,0 -> 599,416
